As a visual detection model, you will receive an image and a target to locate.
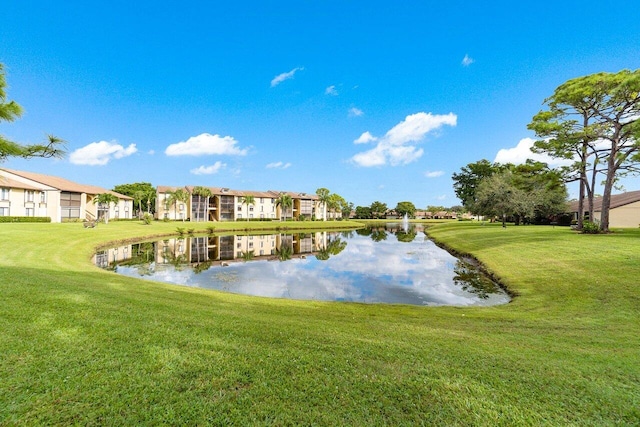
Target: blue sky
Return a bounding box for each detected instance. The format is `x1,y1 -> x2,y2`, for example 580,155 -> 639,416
2,1 -> 639,208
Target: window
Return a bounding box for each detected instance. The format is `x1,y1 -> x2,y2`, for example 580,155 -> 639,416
40,192 -> 47,203
0,188 -> 8,200
237,242 -> 242,249
25,208 -> 34,217
0,207 -> 8,216
25,191 -> 35,202
237,205 -> 242,211
260,198 -> 264,204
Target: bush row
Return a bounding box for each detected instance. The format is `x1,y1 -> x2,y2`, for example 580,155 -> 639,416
0,216 -> 52,223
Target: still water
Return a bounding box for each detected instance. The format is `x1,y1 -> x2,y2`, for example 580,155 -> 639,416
95,225 -> 510,306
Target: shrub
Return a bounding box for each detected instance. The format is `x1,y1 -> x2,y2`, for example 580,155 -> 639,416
581,220 -> 601,234
0,216 -> 51,223
142,213 -> 153,225
176,227 -> 186,236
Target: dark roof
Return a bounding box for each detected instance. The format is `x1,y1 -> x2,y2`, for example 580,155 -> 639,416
567,190 -> 640,213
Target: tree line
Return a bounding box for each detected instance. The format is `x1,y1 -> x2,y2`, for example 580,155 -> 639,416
352,201 -> 464,220
453,69 -> 639,232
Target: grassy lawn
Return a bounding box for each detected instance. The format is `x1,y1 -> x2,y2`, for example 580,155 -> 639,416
1,220 -> 638,425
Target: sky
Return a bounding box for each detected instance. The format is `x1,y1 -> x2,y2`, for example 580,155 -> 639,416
2,1 -> 639,208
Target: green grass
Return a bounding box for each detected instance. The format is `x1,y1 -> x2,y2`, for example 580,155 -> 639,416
1,220 -> 638,425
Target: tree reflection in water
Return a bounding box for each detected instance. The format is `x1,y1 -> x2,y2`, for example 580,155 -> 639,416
452,259 -> 501,299
97,228 -> 510,306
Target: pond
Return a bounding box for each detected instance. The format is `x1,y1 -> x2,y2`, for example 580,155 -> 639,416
94,224 -> 510,306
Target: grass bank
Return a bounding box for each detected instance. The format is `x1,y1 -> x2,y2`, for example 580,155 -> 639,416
1,220 -> 638,425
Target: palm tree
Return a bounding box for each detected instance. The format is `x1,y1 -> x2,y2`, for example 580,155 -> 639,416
276,193 -> 293,221
92,193 -> 120,224
315,188 -> 330,221
192,186 -> 213,222
167,188 -> 189,221
241,195 -> 256,221
132,190 -> 146,219
276,241 -> 293,261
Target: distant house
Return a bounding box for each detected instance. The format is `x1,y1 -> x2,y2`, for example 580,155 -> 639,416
0,168 -> 133,223
567,190 -> 640,228
156,186 -> 326,222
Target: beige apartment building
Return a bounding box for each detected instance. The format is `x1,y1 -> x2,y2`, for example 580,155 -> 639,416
0,168 -> 133,223
156,186 -> 326,222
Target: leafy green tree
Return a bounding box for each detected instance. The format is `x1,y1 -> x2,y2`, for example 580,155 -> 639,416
327,194 -> 343,219
354,206 -> 372,219
426,205 -> 446,214
241,195 -> 256,221
395,201 -> 416,218
1,64 -> 65,162
113,183 -> 156,214
93,193 -> 120,224
370,201 -> 387,219
508,160 -> 568,222
341,201 -> 354,219
529,69 -> 640,232
452,160 -> 503,212
315,187 -> 330,221
474,172 -> 531,227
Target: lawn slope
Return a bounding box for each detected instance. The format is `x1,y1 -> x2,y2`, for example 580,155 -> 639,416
1,221 -> 638,425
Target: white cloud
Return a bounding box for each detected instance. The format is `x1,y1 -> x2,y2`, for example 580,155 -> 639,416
351,112 -> 457,167
148,149 -> 155,155
69,141 -> 137,166
437,195 -> 447,201
462,54 -> 474,66
266,161 -> 292,169
425,170 -> 444,178
190,161 -> 226,175
354,131 -> 377,144
325,85 -> 338,96
494,138 -> 573,167
349,107 -> 364,117
270,67 -> 304,87
165,133 -> 248,157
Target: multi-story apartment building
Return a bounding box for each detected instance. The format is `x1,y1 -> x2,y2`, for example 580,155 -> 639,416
0,168 -> 133,223
156,186 -> 326,222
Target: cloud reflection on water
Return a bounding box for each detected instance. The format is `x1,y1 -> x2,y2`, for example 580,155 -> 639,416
111,231 -> 509,306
